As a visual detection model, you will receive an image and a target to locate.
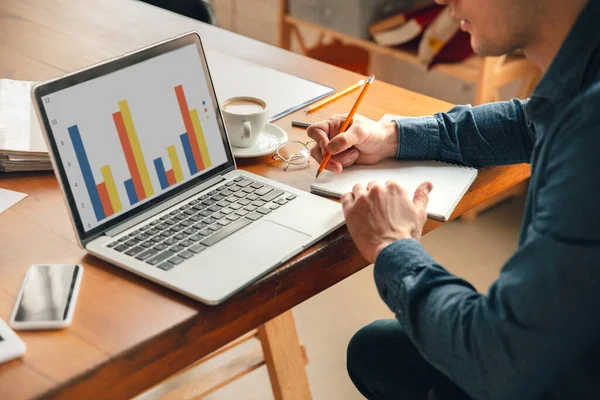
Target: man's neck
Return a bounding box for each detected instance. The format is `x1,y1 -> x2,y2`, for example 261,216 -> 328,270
523,1 -> 589,72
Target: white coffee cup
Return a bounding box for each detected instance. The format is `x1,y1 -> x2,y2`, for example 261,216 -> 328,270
221,96 -> 268,148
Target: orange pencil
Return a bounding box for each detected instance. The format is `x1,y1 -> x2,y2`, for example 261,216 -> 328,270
304,79 -> 365,114
316,74 -> 374,178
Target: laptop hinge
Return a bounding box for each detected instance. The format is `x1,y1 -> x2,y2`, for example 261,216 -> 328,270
104,175 -> 226,238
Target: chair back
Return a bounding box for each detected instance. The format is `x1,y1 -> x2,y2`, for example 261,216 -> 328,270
139,0 -> 217,25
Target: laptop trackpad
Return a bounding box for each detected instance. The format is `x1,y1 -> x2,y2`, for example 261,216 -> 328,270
217,221 -> 310,266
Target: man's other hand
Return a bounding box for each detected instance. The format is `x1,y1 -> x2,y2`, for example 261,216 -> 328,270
307,114 -> 399,173
341,181 -> 433,263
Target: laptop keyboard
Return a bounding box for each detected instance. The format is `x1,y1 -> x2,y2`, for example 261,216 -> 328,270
106,176 -> 297,271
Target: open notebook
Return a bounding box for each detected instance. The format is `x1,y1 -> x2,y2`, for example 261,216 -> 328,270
310,115 -> 478,222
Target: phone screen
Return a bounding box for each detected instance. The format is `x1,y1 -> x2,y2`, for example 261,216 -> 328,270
15,265 -> 80,322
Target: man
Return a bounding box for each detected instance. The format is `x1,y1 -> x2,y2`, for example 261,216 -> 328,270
307,0 -> 600,398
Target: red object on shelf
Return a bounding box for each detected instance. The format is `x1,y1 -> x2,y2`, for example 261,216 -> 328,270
430,30 -> 474,66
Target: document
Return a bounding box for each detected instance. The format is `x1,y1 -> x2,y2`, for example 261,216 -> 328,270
0,188 -> 27,214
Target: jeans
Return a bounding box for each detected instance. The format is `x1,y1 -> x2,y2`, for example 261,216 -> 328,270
347,320 -> 471,400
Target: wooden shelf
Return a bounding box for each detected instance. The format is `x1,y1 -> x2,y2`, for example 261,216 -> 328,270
285,15 -> 482,82
281,12 -> 541,105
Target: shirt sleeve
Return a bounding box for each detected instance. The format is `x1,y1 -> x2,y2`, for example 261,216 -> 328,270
394,99 -> 536,167
376,91 -> 600,399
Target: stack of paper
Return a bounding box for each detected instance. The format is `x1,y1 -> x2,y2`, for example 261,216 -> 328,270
0,79 -> 52,172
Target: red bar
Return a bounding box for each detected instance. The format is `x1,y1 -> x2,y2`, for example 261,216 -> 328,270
174,85 -> 205,171
166,169 -> 176,187
97,182 -> 114,217
113,111 -> 146,201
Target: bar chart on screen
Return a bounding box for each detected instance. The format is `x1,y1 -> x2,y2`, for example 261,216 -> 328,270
42,44 -> 228,231
65,86 -> 217,225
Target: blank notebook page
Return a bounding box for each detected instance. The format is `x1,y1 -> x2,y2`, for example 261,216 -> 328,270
310,159 -> 478,222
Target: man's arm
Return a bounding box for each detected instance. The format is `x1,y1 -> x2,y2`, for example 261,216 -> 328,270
395,99 -> 536,166
376,94 -> 600,399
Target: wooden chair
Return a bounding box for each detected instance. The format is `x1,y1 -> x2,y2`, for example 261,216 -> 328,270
138,0 -> 217,25
160,311 -> 311,400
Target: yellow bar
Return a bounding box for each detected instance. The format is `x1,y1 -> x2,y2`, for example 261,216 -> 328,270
167,145 -> 185,183
118,100 -> 154,196
190,109 -> 212,168
100,165 -> 123,213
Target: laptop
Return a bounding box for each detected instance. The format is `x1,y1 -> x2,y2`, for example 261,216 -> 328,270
32,32 -> 345,305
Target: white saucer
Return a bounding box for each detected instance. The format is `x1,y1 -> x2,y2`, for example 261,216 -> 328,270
231,123 -> 288,158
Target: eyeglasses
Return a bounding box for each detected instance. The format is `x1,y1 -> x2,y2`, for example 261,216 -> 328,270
272,141 -> 317,171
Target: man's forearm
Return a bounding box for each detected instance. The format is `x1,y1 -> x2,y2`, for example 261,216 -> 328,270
394,99 -> 536,167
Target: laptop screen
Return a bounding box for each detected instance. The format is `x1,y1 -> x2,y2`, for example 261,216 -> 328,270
39,39 -> 231,235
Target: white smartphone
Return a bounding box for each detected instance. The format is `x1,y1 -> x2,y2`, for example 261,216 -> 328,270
0,318 -> 26,363
10,264 -> 83,330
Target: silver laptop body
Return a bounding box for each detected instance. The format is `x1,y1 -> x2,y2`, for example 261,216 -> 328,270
32,32 -> 344,305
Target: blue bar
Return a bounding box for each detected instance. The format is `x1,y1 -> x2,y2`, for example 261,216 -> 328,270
124,178 -> 138,205
68,125 -> 105,221
179,133 -> 198,175
153,158 -> 169,190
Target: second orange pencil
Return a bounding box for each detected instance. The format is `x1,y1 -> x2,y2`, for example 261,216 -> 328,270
304,79 -> 365,114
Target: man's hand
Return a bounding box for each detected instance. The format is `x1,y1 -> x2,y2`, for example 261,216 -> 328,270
307,114 -> 399,173
341,180 -> 433,263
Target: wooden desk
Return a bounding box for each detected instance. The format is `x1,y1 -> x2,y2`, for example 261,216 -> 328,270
0,0 -> 530,398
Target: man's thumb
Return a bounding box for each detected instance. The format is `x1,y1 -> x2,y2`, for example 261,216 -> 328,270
413,182 -> 433,212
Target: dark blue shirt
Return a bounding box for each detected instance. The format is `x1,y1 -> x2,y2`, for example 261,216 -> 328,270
381,2 -> 600,399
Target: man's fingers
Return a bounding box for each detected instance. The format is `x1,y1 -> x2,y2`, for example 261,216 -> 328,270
352,183 -> 367,199
307,122 -> 331,156
312,148 -> 379,171
310,146 -> 324,164
331,149 -> 360,167
366,180 -> 380,190
327,114 -> 353,135
325,158 -> 343,173
326,123 -> 365,155
311,145 -> 342,173
340,192 -> 353,208
307,115 -> 351,156
355,153 -> 382,165
413,181 -> 433,213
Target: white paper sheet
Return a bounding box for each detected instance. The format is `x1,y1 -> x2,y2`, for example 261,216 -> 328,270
0,188 -> 27,214
206,51 -> 334,121
0,79 -> 47,154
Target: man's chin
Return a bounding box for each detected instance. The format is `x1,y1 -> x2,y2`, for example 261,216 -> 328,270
470,36 -> 485,56
470,36 -> 510,57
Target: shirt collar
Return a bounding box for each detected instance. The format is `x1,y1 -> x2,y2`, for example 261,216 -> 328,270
533,0 -> 600,100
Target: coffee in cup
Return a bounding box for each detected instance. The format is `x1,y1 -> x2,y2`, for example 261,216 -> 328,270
220,96 -> 268,148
